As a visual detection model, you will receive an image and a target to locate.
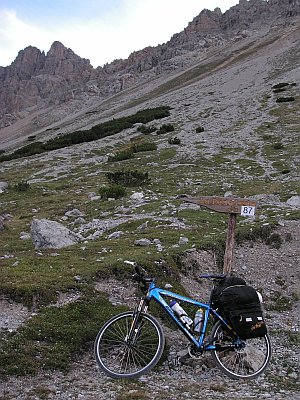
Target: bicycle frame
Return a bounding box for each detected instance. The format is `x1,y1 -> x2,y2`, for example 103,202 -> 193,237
140,281 -> 235,351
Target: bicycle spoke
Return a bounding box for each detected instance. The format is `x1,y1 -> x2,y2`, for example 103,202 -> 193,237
95,312 -> 164,378
211,321 -> 271,379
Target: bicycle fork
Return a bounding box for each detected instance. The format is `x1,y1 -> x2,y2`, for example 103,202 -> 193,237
125,297 -> 149,344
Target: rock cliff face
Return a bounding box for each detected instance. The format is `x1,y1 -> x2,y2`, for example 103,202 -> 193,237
0,0 -> 299,133
0,42 -> 95,127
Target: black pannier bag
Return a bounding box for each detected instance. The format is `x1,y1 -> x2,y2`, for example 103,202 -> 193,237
213,277 -> 267,339
212,276 -> 246,309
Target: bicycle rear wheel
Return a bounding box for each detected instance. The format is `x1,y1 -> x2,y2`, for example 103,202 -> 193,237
94,311 -> 165,378
210,320 -> 271,380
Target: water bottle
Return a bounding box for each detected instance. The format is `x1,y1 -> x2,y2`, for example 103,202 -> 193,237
194,308 -> 204,334
170,301 -> 193,328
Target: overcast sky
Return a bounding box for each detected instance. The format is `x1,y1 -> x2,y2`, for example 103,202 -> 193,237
0,0 -> 240,68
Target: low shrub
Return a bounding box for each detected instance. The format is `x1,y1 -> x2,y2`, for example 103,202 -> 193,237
0,142 -> 45,162
272,87 -> 287,93
99,184 -> 126,199
272,82 -> 289,89
137,125 -> 157,134
276,96 -> 295,103
132,142 -> 157,152
14,181 -> 30,192
196,126 -> 205,133
168,137 -> 181,145
106,170 -> 150,186
108,149 -> 134,162
273,142 -> 284,150
157,124 -> 175,135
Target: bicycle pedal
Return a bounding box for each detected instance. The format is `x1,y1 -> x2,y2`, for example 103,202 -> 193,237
188,345 -> 203,359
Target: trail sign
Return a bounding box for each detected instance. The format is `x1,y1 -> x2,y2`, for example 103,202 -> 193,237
183,196 -> 257,215
182,196 -> 258,274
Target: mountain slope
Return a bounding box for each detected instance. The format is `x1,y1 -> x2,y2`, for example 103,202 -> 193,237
0,0 -> 300,151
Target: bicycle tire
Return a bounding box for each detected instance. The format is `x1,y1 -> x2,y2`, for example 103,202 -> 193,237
210,320 -> 272,380
94,311 -> 165,378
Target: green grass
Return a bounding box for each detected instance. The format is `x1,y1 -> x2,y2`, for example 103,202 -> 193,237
0,293 -> 126,376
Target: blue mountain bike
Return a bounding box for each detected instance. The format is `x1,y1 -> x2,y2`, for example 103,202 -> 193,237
94,261 -> 271,380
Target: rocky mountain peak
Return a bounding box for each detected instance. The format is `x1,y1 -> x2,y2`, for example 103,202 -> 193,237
42,40 -> 92,76
11,46 -> 45,78
185,8 -> 222,35
47,41 -> 68,57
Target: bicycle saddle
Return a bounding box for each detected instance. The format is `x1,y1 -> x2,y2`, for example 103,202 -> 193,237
200,273 -> 227,281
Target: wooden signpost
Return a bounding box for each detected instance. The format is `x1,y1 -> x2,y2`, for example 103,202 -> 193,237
182,196 -> 257,274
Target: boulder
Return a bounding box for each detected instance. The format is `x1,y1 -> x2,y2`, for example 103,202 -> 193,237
107,231 -> 124,240
130,192 -> 144,201
0,182 -> 8,193
31,219 -> 81,249
134,238 -> 152,246
65,208 -> 84,218
286,196 -> 300,207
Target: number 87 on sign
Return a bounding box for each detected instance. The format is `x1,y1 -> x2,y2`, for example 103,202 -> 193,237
241,206 -> 256,217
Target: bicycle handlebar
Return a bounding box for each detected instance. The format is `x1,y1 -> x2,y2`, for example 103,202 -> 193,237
126,261 -> 225,285
125,261 -> 155,285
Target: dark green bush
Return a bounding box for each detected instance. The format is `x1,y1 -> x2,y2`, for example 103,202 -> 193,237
272,82 -> 289,89
0,106 -> 171,163
157,124 -> 175,135
14,181 -> 30,192
106,170 -> 150,186
0,142 -> 45,162
99,184 -> 126,199
168,137 -> 181,145
132,142 -> 157,152
196,126 -> 205,133
276,96 -> 295,103
272,87 -> 287,93
273,142 -> 284,150
137,125 -> 157,134
108,149 -> 134,162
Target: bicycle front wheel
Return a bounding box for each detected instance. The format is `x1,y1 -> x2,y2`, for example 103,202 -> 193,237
211,320 -> 272,380
94,311 -> 165,378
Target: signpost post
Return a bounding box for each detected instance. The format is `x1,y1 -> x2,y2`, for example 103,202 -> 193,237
182,196 -> 257,274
